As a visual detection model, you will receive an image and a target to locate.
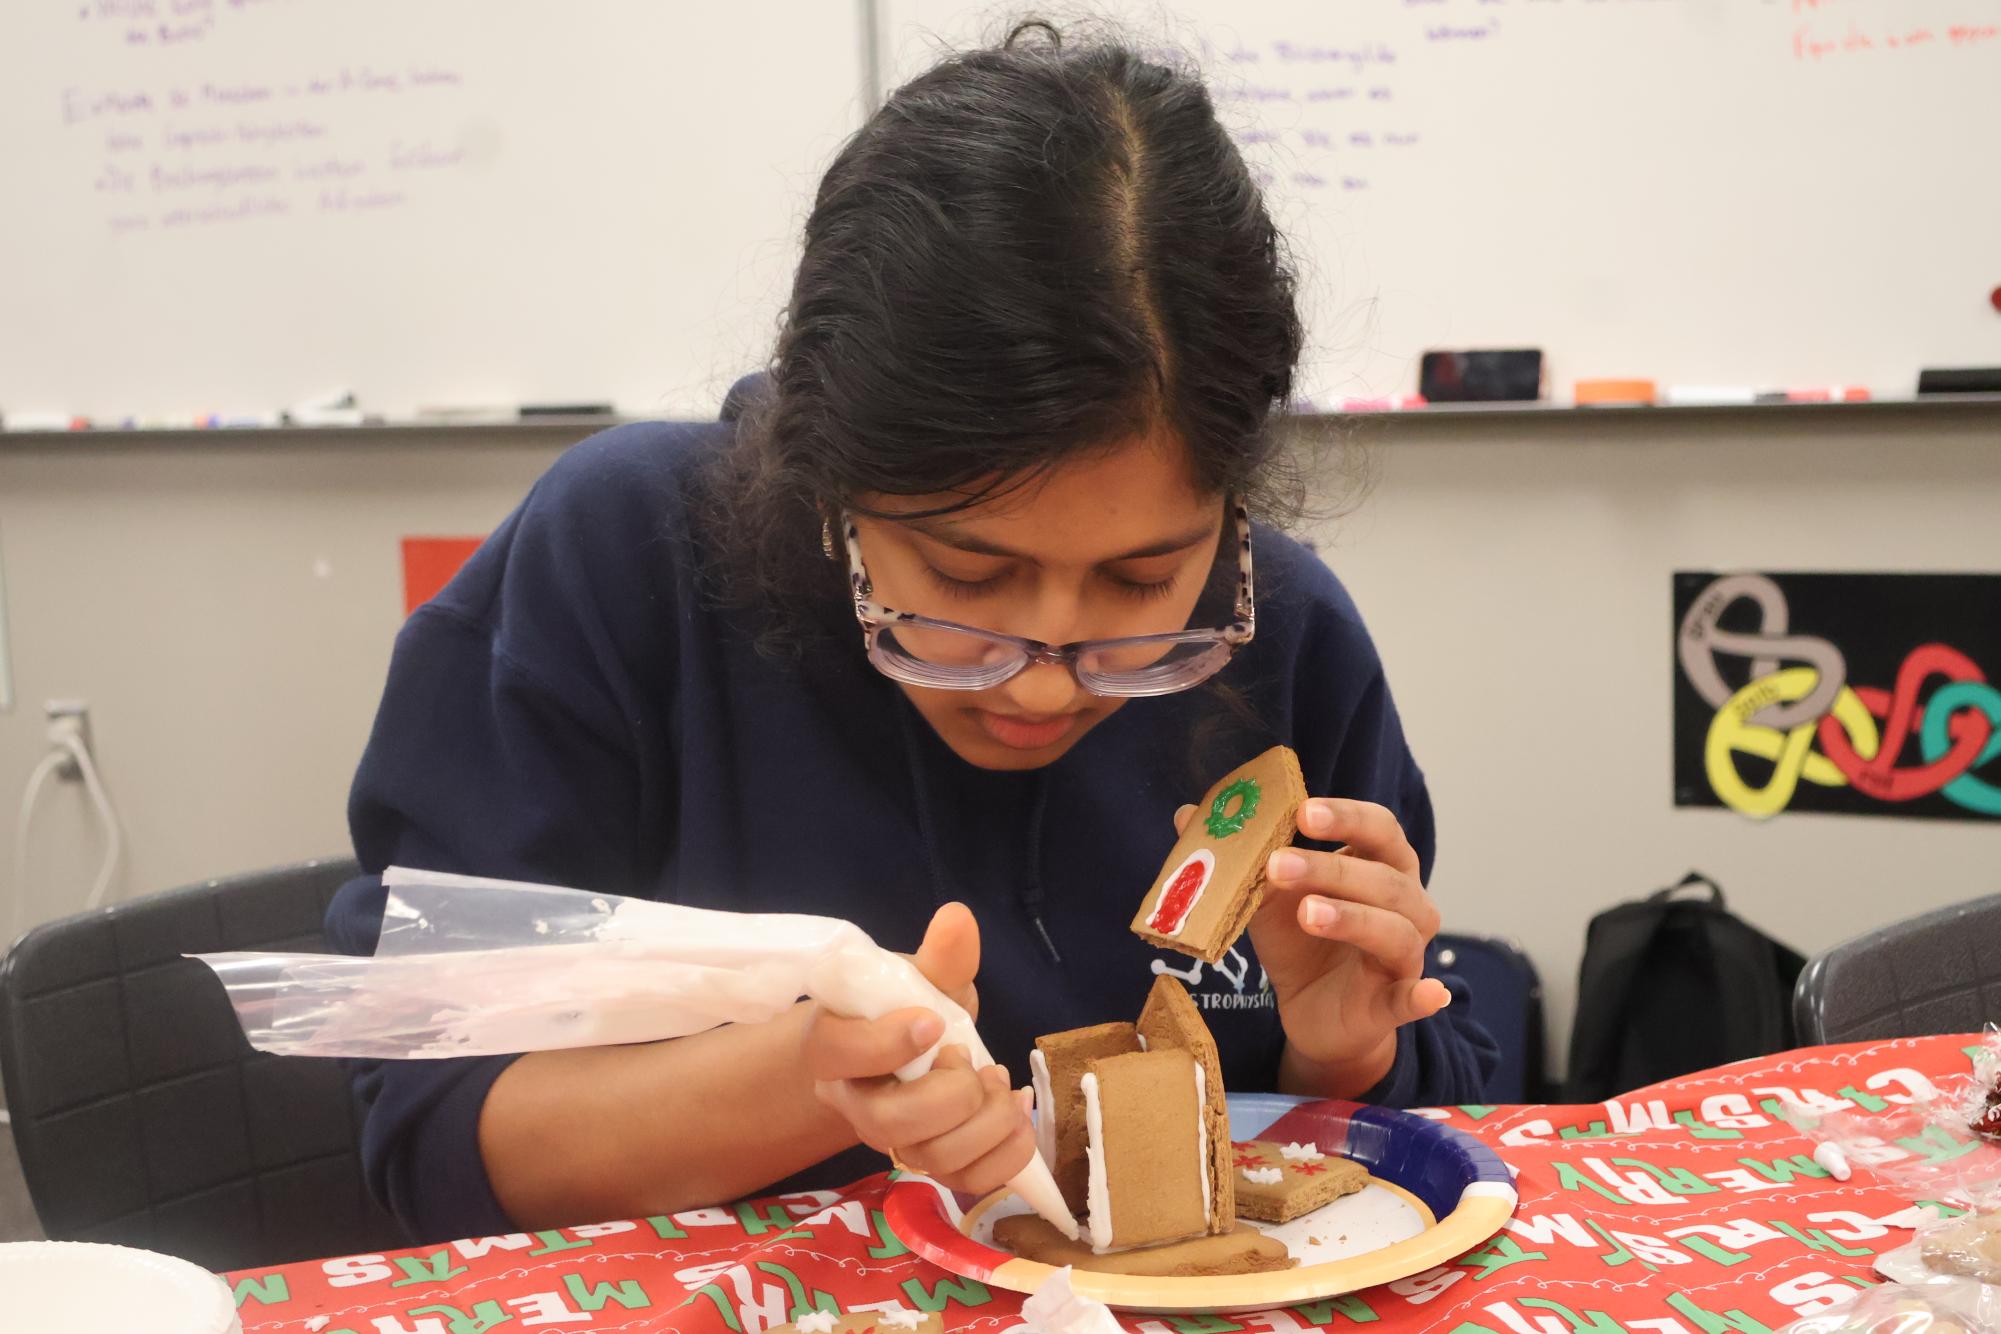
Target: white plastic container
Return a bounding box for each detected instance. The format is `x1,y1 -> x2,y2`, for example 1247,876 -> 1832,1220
0,1241 -> 242,1333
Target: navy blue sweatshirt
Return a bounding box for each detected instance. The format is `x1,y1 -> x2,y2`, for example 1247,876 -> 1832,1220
328,382 -> 1498,1244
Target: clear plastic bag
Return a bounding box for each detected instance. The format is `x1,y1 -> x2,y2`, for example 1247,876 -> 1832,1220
196,866 -> 965,1071
1779,1029 -> 2001,1209
1776,1029 -> 2001,1329
191,865 -> 1081,1238
1779,1281 -> 1995,1334
1916,1209 -> 2001,1286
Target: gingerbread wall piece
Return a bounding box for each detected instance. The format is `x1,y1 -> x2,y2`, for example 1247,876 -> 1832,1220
1130,745 -> 1308,964
1229,1140 -> 1369,1223
1136,975 -> 1234,1232
1082,1048 -> 1211,1251
1031,1022 -> 1142,1214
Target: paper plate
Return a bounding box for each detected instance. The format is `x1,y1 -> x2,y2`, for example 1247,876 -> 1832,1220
0,1240 -> 242,1333
884,1093 -> 1518,1313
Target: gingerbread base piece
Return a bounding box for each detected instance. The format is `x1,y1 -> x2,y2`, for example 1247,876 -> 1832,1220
1231,1142 -> 1370,1223
993,1214 -> 1295,1277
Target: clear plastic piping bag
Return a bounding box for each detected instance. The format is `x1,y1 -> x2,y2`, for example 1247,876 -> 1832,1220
193,865 -> 1080,1239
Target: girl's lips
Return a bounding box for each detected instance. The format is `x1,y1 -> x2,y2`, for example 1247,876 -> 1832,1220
975,710 -> 1077,750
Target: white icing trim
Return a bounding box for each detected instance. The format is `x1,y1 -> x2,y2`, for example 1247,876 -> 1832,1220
1081,1073 -> 1114,1253
1193,1063 -> 1212,1224
878,1311 -> 924,1330
795,1312 -> 840,1334
1241,1166 -> 1284,1185
1029,1048 -> 1056,1171
1279,1141 -> 1324,1162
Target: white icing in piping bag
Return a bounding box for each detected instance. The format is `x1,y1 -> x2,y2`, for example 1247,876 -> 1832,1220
194,865 -> 1081,1241
806,946 -> 1078,1239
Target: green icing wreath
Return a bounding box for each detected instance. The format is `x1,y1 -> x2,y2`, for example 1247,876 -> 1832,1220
1205,776 -> 1262,838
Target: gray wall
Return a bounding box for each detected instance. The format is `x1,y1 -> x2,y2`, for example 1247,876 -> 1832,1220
1302,404 -> 2001,1055
3,404 -> 1997,1066
0,429 -> 568,939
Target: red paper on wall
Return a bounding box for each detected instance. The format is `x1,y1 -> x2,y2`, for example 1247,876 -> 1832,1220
401,537 -> 485,616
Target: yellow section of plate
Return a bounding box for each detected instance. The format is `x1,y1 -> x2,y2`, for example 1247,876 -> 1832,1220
964,1180 -> 1514,1314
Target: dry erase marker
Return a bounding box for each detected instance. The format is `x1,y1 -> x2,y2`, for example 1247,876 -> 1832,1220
519,402 -> 615,418
1754,387 -> 1870,403
289,407 -> 366,426
414,404 -> 516,424
1660,386 -> 1758,407
285,389 -> 364,426
1573,378 -> 1657,406
288,390 -> 364,427
1331,393 -> 1427,412
204,411 -> 284,428
2,410 -> 82,431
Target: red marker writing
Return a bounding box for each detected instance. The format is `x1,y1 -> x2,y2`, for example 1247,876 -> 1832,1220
1754,387 -> 1872,404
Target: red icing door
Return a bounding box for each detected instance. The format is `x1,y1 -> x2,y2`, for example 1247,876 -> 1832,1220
1146,848 -> 1215,936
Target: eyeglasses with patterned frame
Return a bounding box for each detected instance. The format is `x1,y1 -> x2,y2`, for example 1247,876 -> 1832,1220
837,500 -> 1256,698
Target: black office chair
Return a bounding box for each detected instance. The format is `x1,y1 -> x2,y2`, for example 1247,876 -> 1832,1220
1794,893 -> 2001,1045
0,857 -> 403,1270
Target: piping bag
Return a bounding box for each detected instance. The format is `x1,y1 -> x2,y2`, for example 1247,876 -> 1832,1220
193,866 -> 1079,1239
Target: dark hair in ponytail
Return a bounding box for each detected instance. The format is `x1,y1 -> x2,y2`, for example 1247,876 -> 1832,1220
701,19 -> 1305,651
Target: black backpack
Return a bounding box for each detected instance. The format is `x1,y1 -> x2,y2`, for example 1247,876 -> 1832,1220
1564,872 -> 1806,1103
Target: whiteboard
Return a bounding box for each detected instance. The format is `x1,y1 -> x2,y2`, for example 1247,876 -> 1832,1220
881,0 -> 2001,401
0,0 -> 866,420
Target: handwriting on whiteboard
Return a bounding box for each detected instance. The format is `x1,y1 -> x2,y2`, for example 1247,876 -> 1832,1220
62,61 -> 474,233
1784,0 -> 2001,61
75,0 -> 287,51
1794,21 -> 2000,61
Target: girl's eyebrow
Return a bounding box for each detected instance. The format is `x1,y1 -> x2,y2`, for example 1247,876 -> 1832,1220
900,516 -> 1219,562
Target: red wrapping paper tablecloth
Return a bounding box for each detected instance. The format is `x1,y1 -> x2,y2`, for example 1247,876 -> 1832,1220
225,1034 -> 1983,1334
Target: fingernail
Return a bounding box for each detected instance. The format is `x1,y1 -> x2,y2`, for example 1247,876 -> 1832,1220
911,1014 -> 944,1046
1302,800 -> 1336,835
1016,1088 -> 1035,1116
1269,849 -> 1307,881
1303,897 -> 1336,929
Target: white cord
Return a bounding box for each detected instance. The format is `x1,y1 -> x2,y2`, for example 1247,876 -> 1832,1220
10,749 -> 68,945
62,732 -> 124,912
9,732 -> 125,944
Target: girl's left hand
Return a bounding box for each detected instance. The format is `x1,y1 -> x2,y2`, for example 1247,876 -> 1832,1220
1173,796 -> 1451,1092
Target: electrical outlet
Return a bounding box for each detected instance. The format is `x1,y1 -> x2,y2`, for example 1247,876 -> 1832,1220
45,699 -> 92,782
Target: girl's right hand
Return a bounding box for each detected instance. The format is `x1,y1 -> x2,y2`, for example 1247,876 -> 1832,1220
804,903 -> 1037,1197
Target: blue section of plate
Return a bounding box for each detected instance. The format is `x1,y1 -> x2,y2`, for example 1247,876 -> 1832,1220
1227,1094 -> 1514,1220
1223,1091 -> 1311,1141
